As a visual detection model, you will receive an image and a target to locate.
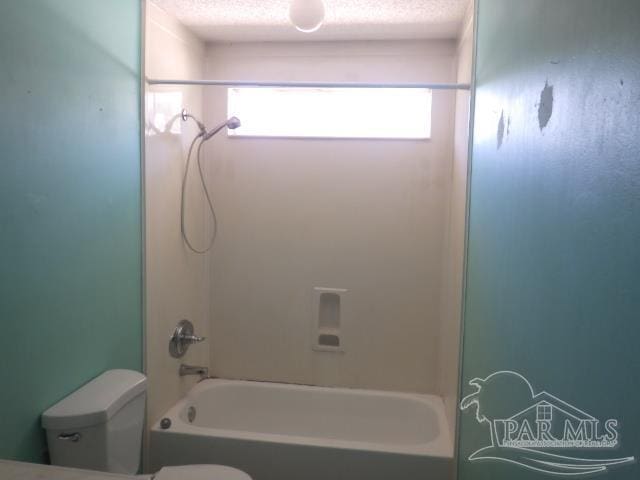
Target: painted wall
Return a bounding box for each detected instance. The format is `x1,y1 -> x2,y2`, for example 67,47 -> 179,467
438,1 -> 474,443
144,2 -> 210,430
0,0 -> 142,463
203,41 -> 457,393
458,1 -> 640,479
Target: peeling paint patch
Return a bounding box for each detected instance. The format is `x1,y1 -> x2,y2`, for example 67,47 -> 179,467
497,110 -> 505,149
538,81 -> 554,131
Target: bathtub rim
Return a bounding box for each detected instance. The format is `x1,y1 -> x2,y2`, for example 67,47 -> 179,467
151,379 -> 453,459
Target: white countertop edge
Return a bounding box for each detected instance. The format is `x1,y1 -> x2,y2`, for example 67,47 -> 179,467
0,460 -> 144,480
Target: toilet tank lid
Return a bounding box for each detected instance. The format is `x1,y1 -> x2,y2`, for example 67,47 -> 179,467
42,369 -> 146,430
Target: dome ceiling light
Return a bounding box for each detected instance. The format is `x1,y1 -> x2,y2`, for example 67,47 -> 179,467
289,0 -> 326,33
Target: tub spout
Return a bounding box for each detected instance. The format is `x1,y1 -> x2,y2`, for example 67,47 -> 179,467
179,364 -> 209,379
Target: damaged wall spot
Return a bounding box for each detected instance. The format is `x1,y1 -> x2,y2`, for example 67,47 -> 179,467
538,80 -> 554,130
497,110 -> 505,149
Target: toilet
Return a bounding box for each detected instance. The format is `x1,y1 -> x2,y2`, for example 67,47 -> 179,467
41,370 -> 251,480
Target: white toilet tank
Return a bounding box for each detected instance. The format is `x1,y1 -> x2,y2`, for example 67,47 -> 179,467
42,369 -> 147,474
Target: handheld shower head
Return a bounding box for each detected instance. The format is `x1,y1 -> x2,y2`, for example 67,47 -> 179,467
226,116 -> 241,130
203,117 -> 241,141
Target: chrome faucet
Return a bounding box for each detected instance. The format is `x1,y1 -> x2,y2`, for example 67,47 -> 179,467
169,319 -> 206,358
179,364 -> 209,379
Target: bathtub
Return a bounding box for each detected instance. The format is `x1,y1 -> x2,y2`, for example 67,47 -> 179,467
150,379 -> 453,480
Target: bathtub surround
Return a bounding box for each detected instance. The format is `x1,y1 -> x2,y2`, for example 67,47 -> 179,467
204,40 -> 458,393
0,0 -> 142,463
142,11 -> 468,475
458,0 -> 640,478
144,2 -> 211,430
438,0 -> 475,443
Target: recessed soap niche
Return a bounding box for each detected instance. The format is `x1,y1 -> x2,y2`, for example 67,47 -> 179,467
312,287 -> 348,353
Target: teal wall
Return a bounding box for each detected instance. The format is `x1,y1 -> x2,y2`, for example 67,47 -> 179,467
458,1 -> 640,479
0,0 -> 142,463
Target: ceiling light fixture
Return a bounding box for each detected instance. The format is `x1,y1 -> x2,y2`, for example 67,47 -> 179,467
289,0 -> 325,33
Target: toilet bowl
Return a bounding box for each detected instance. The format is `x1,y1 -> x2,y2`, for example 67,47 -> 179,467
153,465 -> 252,480
42,370 -> 252,480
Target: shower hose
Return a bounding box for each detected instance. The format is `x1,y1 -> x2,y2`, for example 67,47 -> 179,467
180,133 -> 217,254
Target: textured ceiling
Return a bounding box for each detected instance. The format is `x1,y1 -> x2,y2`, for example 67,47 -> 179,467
151,0 -> 470,42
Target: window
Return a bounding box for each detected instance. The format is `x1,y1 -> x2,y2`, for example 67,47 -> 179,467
227,87 -> 432,139
537,404 -> 553,421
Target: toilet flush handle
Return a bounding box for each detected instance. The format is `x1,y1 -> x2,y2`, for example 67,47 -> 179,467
57,432 -> 81,442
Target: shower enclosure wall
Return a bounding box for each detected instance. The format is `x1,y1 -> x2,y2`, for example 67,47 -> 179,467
144,0 -> 474,476
144,2 -> 210,429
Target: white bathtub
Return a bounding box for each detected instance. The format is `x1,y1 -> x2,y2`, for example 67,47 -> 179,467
150,379 -> 453,480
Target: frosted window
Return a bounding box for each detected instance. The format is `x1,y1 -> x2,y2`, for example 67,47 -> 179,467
227,87 -> 432,139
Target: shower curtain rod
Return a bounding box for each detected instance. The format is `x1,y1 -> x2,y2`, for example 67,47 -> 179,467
146,78 -> 471,90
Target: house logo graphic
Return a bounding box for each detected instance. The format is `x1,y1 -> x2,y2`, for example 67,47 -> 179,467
460,371 -> 635,476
